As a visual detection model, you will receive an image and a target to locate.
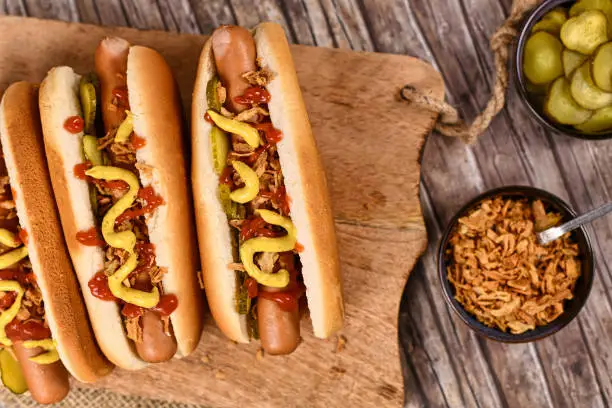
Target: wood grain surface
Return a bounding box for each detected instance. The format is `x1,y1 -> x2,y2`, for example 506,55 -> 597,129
1,0 -> 612,407
0,14 -> 443,408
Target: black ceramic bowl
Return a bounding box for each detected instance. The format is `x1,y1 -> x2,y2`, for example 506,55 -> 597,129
438,186 -> 594,342
514,0 -> 612,140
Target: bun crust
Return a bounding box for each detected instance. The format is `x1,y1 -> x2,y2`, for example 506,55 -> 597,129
0,81 -> 112,382
192,23 -> 344,342
127,45 -> 204,356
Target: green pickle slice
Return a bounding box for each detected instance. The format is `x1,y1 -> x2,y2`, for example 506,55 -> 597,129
211,126 -> 230,175
523,31 -> 564,85
532,8 -> 568,35
79,78 -> 97,135
83,135 -> 103,166
570,0 -> 612,37
206,76 -> 221,112
560,10 -> 609,55
562,49 -> 587,78
592,42 -> 612,92
0,348 -> 27,394
575,105 -> 612,132
570,62 -> 612,109
218,184 -> 246,220
545,77 -> 593,125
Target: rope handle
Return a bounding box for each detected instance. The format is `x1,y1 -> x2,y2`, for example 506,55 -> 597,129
401,0 -> 542,144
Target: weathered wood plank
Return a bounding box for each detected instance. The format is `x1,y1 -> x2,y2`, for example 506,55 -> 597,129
228,0 -> 292,39
314,0 -> 373,50
21,0 -> 78,20
184,0 -> 235,34
156,0 -> 200,33
118,0 -> 164,29
74,0 -> 127,26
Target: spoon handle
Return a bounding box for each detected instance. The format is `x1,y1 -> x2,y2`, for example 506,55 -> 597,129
537,202 -> 612,245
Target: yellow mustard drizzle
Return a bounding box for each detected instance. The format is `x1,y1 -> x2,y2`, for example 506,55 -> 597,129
239,209 -> 297,288
22,340 -> 59,365
114,110 -> 134,143
84,166 -> 160,307
0,281 -> 24,346
207,110 -> 260,148
0,247 -> 28,271
0,230 -> 21,248
229,161 -> 260,203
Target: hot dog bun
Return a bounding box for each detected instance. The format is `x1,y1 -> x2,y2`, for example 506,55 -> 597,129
39,44 -> 203,369
192,23 -> 344,343
0,82 -> 112,382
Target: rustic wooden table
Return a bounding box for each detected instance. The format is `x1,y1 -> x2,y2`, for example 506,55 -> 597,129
1,1 -> 610,407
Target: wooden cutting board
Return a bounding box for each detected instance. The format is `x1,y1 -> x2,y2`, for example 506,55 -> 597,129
0,16 -> 443,408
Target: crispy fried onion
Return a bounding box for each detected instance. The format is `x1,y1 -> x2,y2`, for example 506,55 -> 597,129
447,198 -> 580,334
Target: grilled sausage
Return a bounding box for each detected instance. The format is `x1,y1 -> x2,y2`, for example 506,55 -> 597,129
211,25 -> 257,113
257,287 -> 301,355
12,342 -> 70,405
134,310 -> 177,363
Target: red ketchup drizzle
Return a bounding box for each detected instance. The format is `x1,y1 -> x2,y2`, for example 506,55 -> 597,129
259,185 -> 291,215
74,162 -> 93,180
88,272 -> 116,301
253,122 -> 283,144
64,116 -> 84,134
0,292 -> 16,309
135,242 -> 156,267
76,227 -> 105,247
204,112 -> 214,124
259,288 -> 305,312
121,303 -> 144,318
239,216 -> 283,241
152,294 -> 178,316
219,166 -> 234,186
116,187 -> 164,224
245,277 -> 258,299
234,87 -> 271,105
10,188 -> 16,199
18,229 -> 28,246
5,320 -> 52,342
130,134 -> 146,149
112,87 -> 130,109
294,242 -> 304,253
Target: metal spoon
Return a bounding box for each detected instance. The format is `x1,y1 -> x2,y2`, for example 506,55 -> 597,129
536,202 -> 612,245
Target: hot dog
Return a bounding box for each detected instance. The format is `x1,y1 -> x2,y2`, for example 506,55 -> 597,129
0,82 -> 111,403
39,38 -> 203,369
192,23 -> 344,355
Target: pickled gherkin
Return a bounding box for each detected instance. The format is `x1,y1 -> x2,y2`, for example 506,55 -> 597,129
210,126 -> 229,175
206,76 -> 222,112
545,77 -> 593,125
79,78 -> 97,135
523,31 -> 564,84
562,49 -> 587,78
218,184 -> 246,220
0,349 -> 27,395
560,10 -> 609,55
575,105 -> 612,132
83,135 -> 103,166
592,42 -> 612,91
570,0 -> 612,37
532,8 -> 568,35
570,63 -> 612,110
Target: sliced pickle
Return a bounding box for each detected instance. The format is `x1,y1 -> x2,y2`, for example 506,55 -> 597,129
570,0 -> 612,37
0,349 -> 27,394
571,62 -> 612,109
532,8 -> 568,35
545,77 -> 593,125
218,184 -> 246,220
575,105 -> 612,132
210,126 -> 229,175
83,135 -> 103,166
592,42 -> 612,91
206,76 -> 221,112
523,31 -> 564,85
79,79 -> 97,135
561,10 -> 609,55
89,185 -> 98,217
562,49 -> 588,78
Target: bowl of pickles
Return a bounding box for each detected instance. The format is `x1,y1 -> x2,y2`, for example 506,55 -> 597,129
516,0 -> 612,139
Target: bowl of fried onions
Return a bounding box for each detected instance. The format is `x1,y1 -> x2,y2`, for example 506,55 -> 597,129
438,186 -> 594,342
